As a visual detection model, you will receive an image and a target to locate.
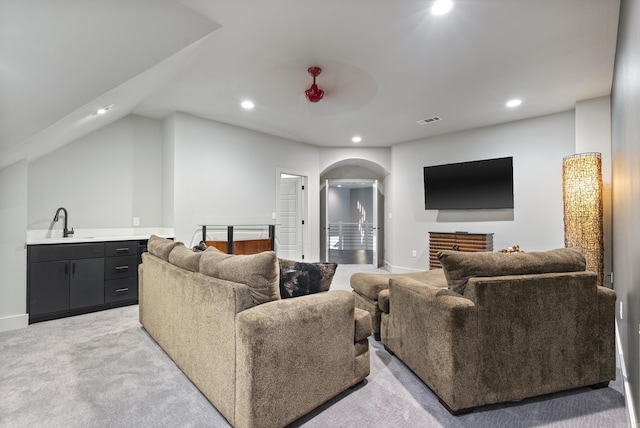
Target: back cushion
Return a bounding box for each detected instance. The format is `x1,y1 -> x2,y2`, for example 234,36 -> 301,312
199,248 -> 281,305
147,235 -> 179,261
168,243 -> 203,272
438,247 -> 586,294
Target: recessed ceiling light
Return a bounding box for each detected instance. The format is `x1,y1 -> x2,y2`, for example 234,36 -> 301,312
241,100 -> 254,110
431,0 -> 453,15
506,99 -> 522,108
352,136 -> 362,143
94,104 -> 114,115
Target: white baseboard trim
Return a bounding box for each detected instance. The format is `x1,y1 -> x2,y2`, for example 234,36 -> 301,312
616,320 -> 638,428
0,313 -> 28,333
382,261 -> 424,274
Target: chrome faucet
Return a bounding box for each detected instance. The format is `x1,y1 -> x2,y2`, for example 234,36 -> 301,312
53,207 -> 74,238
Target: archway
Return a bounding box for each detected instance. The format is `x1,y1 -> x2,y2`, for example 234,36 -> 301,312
320,159 -> 389,267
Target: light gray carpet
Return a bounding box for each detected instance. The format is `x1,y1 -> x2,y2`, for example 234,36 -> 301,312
0,264 -> 629,428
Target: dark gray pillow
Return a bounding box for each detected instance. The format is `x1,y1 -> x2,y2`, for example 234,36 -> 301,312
200,248 -> 280,305
438,247 -> 586,294
278,259 -> 338,298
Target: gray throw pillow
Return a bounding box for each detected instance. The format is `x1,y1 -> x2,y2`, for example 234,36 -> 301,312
199,248 -> 280,305
438,247 -> 586,294
278,259 -> 338,298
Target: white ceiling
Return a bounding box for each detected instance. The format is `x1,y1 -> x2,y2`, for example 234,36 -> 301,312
0,0 -> 620,169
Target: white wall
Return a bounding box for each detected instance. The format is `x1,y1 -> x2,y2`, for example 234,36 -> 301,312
575,96 -> 613,287
170,113 -> 322,260
319,147 -> 390,176
576,96 -> 612,179
322,165 -> 386,181
0,159 -> 28,332
328,187 -> 351,222
162,115 -> 175,228
387,111 -> 575,271
27,115 -> 163,230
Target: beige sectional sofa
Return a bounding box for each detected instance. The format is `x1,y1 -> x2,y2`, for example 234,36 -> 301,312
379,248 -> 617,414
139,235 -> 371,428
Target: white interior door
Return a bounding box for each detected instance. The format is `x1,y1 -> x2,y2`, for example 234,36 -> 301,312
278,175 -> 303,260
373,180 -> 384,268
320,180 -> 328,262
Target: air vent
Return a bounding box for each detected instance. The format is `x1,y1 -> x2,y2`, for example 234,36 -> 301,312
417,116 -> 442,125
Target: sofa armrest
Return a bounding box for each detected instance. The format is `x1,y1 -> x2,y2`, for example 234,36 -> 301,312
354,307 -> 372,341
234,290 -> 360,428
387,276 -> 471,312
378,289 -> 390,314
383,276 -> 478,411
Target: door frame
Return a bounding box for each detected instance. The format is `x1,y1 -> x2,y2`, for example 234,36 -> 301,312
323,178 -> 382,265
275,167 -> 309,261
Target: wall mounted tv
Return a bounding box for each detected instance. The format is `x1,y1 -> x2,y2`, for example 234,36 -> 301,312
423,157 -> 514,210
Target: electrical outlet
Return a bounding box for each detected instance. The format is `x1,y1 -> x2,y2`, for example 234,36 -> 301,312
133,217 -> 140,226
412,249 -> 417,257
620,301 -> 623,320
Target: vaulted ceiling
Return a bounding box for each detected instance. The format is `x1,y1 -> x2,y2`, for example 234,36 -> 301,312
0,0 -> 620,169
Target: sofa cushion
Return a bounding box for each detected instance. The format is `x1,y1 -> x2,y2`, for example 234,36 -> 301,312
438,247 -> 587,294
351,269 -> 447,300
200,248 -> 281,305
168,243 -> 203,272
147,235 -> 179,261
278,259 -> 337,298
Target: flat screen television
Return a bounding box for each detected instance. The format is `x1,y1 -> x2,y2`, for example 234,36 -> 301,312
423,157 -> 514,209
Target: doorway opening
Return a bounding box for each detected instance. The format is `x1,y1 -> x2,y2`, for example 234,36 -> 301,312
321,179 -> 383,266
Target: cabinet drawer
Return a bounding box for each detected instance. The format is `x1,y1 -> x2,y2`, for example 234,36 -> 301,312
105,241 -> 138,257
29,243 -> 105,262
105,277 -> 138,303
105,255 -> 137,279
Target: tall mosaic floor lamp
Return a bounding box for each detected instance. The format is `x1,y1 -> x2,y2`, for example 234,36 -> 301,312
562,152 -> 604,286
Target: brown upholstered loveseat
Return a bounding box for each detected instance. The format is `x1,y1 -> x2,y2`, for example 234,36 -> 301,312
139,236 -> 371,428
379,248 -> 617,414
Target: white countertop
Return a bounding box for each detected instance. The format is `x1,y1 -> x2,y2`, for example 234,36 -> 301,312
26,228 -> 174,245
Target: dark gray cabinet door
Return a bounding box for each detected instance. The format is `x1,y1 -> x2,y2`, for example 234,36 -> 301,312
29,261 -> 69,316
69,258 -> 105,309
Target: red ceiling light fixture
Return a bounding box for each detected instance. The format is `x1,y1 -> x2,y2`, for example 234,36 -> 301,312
305,66 -> 325,103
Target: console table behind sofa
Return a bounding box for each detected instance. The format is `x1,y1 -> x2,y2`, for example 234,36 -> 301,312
200,224 -> 276,255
